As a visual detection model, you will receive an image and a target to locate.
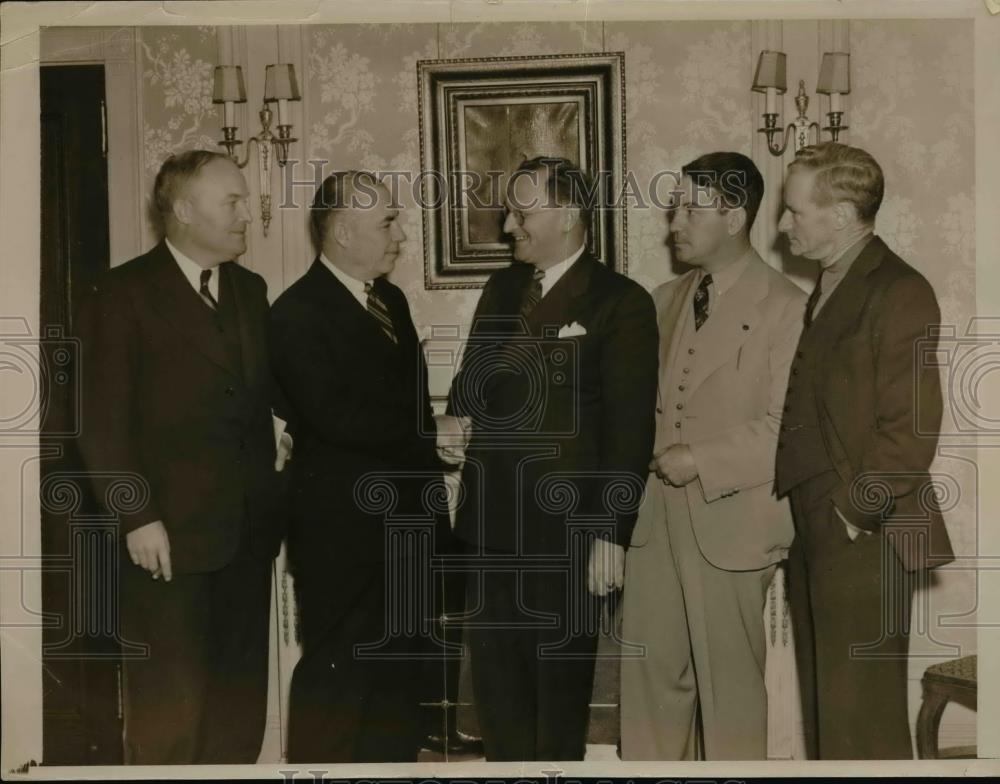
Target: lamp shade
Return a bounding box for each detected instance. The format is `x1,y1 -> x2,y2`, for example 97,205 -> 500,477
264,64 -> 301,102
752,50 -> 787,94
817,52 -> 850,94
212,65 -> 246,103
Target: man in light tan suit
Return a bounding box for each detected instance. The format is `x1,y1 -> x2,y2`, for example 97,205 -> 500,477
620,152 -> 806,760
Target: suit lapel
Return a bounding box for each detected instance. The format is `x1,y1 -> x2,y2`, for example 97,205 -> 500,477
146,243 -> 239,378
657,271 -> 698,389
309,260 -> 399,361
526,253 -> 596,335
686,254 -> 769,394
222,262 -> 257,387
809,235 -> 885,342
808,235 -> 887,402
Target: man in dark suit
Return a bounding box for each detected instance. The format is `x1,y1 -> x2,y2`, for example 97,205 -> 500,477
775,142 -> 955,759
443,157 -> 659,761
270,171 -> 449,763
75,150 -> 290,763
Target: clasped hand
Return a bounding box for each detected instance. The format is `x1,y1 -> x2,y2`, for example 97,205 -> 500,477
649,443 -> 698,487
435,414 -> 472,466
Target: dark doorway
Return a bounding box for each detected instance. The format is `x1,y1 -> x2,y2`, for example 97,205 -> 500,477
40,63 -> 121,765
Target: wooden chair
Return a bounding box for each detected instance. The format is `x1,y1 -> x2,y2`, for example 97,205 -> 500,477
916,655 -> 977,759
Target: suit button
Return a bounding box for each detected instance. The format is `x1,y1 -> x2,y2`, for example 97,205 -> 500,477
225,386 -> 235,396
676,403 -> 684,410
682,367 -> 690,374
792,368 -> 799,376
688,348 -> 695,355
656,406 -> 663,414
674,421 -> 681,429
678,385 -> 685,391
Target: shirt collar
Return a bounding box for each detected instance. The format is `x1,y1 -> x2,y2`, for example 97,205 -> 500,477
822,231 -> 874,277
539,243 -> 586,297
319,252 -> 369,301
165,237 -> 219,290
698,246 -> 752,298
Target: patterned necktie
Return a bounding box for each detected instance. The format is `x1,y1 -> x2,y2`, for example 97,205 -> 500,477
693,273 -> 712,331
520,268 -> 545,317
804,271 -> 824,328
365,281 -> 397,344
199,268 -> 219,310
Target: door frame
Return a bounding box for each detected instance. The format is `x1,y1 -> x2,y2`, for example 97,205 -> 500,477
41,27 -> 144,266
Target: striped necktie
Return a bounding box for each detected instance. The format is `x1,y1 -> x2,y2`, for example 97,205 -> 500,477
365,281 -> 397,344
520,268 -> 545,317
693,273 -> 712,331
199,268 -> 219,310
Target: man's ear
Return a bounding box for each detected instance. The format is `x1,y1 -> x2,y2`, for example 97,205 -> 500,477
563,206 -> 581,232
726,207 -> 748,237
833,201 -> 855,229
331,215 -> 351,247
172,198 -> 192,226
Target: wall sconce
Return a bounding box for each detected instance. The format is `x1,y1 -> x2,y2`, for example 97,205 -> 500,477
212,64 -> 300,236
752,51 -> 850,157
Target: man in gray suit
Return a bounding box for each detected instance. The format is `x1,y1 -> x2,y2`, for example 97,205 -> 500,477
620,152 -> 806,760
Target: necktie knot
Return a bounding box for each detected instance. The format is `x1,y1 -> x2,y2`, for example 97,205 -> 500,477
199,268 -> 218,310
521,268 -> 545,317
693,273 -> 712,330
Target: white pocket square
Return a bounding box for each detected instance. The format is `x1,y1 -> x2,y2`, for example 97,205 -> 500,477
558,321 -> 587,338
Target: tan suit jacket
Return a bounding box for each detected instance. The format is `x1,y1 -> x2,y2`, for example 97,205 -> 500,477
630,251 -> 806,571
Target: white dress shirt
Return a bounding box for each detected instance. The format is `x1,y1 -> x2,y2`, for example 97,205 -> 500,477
694,248 -> 752,318
165,238 -> 220,302
539,243 -> 586,298
319,252 -> 369,309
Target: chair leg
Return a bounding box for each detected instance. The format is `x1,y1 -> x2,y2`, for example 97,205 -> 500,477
916,690 -> 948,760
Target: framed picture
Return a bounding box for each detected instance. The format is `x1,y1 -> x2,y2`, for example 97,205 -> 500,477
417,52 -> 627,289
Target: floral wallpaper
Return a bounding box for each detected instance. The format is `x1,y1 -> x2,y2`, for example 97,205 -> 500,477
295,20 -> 757,338
114,17 -> 977,755
126,14 -> 977,591
138,26 -> 223,245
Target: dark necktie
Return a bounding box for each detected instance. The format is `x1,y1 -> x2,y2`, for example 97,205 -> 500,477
804,271 -> 824,328
693,273 -> 712,331
520,268 -> 545,318
199,268 -> 219,310
365,281 -> 397,344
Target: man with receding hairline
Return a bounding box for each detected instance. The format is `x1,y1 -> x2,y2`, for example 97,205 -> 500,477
76,149 -> 289,763
270,170 -> 450,762
443,157 -> 659,761
776,142 -> 954,759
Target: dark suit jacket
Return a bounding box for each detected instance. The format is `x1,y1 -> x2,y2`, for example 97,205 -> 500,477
778,236 -> 954,570
75,241 -> 285,574
448,253 -> 659,555
269,259 -> 447,573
